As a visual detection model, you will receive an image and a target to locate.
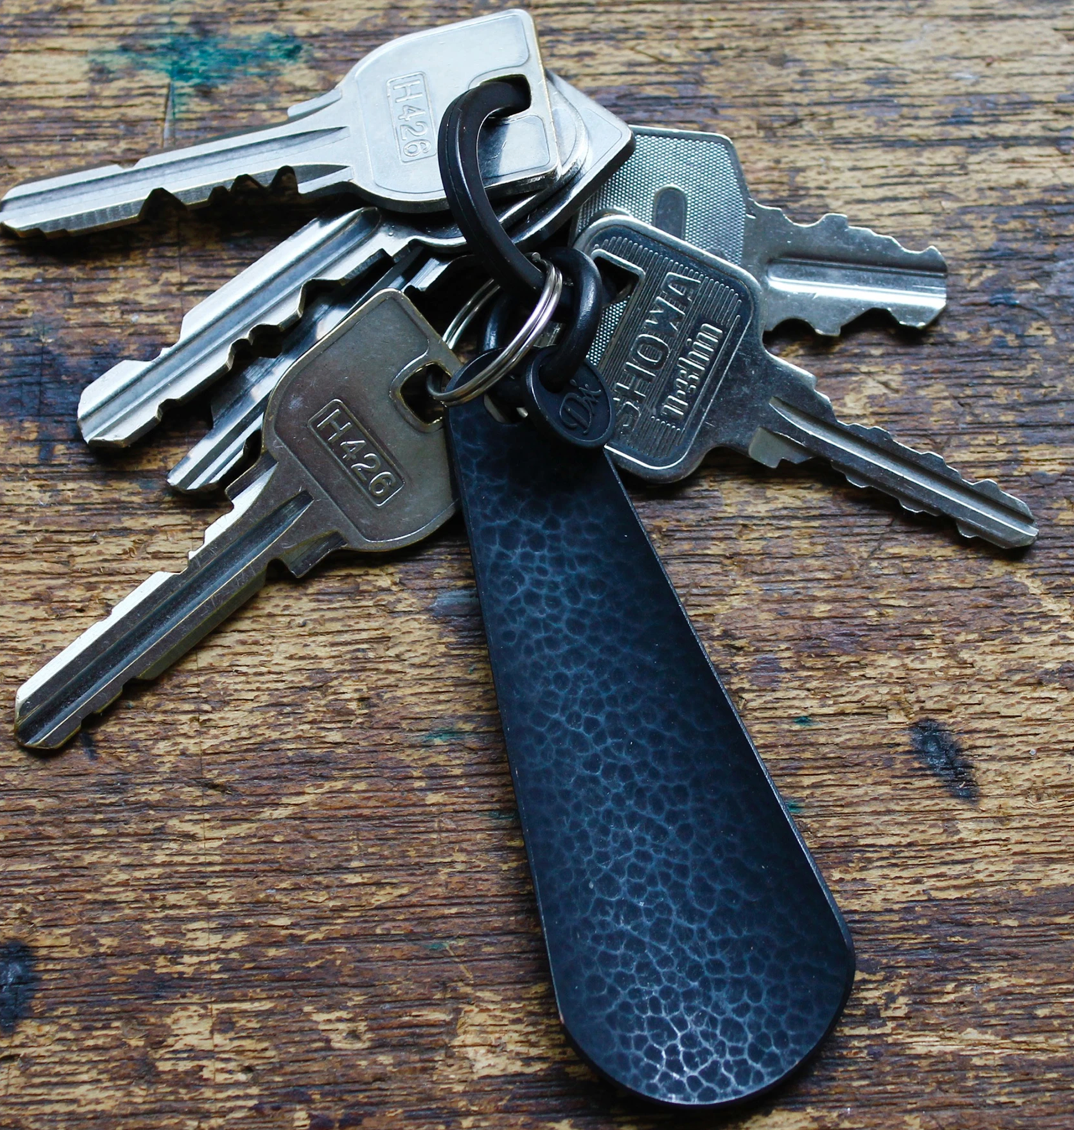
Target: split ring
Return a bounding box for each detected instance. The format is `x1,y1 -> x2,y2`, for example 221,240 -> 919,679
428,260 -> 563,407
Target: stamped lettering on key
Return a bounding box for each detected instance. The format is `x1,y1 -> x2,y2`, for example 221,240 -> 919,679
309,399 -> 403,505
661,321 -> 728,423
387,72 -> 435,163
605,254 -> 747,456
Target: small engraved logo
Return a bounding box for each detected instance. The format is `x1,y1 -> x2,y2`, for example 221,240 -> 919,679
387,72 -> 435,164
309,399 -> 404,506
559,376 -> 603,434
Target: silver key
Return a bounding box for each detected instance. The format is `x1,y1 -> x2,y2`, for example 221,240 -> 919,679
575,217 -> 1036,548
15,290 -> 458,750
166,74 -> 635,494
573,127 -> 947,336
75,74 -> 591,449
0,11 -> 561,236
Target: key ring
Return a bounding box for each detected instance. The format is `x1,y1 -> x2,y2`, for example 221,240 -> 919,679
427,259 -> 563,407
535,247 -> 604,391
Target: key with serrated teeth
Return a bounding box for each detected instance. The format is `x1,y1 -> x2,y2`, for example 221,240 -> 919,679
166,74 -> 634,494
75,73 -> 592,449
575,216 -> 1036,548
573,127 -> 947,336
15,290 -> 458,750
1,10 -> 562,236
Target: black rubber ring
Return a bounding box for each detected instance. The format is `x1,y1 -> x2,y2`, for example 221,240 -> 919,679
481,291 -> 519,353
537,247 -> 605,392
437,81 -> 545,303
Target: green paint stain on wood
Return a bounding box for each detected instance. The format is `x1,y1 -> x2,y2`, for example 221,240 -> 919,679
422,728 -> 468,745
92,31 -> 307,107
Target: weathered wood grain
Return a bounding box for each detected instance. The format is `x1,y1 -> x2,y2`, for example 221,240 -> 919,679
1,1 -> 1073,1127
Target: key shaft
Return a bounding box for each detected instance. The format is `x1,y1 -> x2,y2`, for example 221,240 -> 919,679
15,466 -> 320,749
749,393 -> 1038,548
15,290 -> 458,749
79,208 -> 384,446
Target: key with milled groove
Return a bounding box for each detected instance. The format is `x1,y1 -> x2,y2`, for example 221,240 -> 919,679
575,216 -> 1036,548
573,127 -> 947,336
75,71 -> 593,448
164,76 -> 634,494
15,290 -> 458,750
0,10 -> 561,236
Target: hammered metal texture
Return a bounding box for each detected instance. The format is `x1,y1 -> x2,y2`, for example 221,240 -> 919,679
446,403 -> 855,1109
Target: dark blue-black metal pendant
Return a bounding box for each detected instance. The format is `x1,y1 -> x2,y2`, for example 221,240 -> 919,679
445,401 -> 854,1110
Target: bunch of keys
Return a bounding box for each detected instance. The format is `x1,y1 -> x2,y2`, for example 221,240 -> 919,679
3,8 -> 1037,1113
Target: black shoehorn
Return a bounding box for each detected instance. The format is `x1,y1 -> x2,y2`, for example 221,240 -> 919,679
446,401 -> 855,1109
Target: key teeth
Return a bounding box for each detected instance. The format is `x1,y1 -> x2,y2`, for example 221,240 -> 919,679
766,398 -> 1038,549
799,211 -> 948,272
77,209 -> 382,448
844,421 -> 1038,539
1,174 -> 151,237
14,570 -> 176,749
0,165 -> 308,240
751,202 -> 948,334
960,475 -> 1036,520
851,422 -> 1035,514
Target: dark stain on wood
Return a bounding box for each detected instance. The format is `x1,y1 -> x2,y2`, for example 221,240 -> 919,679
909,719 -> 977,802
0,942 -> 37,1034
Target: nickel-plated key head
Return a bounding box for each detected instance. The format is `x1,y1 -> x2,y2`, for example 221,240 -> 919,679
575,216 -> 1036,548
572,127 -> 947,335
14,290 -> 458,749
262,289 -> 458,551
1,10 -> 562,237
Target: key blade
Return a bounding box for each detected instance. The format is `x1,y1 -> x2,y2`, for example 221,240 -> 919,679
166,275 -> 399,494
19,291 -> 460,749
752,395 -> 1038,548
78,208 -> 387,447
746,205 -> 948,335
1,11 -> 563,237
0,127 -> 353,237
14,467 -> 318,749
572,127 -> 947,335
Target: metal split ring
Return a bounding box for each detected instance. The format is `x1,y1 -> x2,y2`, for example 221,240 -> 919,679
428,260 -> 563,407
442,277 -> 500,352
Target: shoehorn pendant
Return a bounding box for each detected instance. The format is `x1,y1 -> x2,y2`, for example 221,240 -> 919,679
445,401 -> 855,1110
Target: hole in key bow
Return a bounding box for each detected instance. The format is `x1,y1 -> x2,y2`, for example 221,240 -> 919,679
397,363 -> 451,427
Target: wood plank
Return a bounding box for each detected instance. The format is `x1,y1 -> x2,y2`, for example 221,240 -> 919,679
1,2 -> 1072,1126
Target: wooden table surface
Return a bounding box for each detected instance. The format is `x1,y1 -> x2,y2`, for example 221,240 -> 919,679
1,1 -> 1072,1127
